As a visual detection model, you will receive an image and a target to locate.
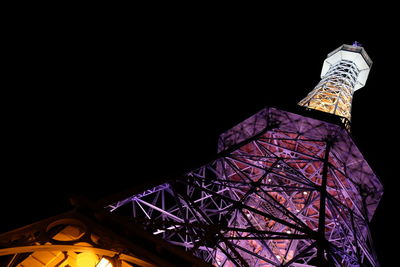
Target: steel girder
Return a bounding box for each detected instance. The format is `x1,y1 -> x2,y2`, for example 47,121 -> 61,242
298,60 -> 359,122
106,107 -> 383,267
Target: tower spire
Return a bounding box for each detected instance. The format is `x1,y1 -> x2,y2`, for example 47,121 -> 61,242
298,43 -> 372,126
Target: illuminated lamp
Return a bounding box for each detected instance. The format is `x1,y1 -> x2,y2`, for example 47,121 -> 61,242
97,257 -> 114,267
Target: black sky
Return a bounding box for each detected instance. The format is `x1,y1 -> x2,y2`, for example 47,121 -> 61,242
3,16 -> 398,265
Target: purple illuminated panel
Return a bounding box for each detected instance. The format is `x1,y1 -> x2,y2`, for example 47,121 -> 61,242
218,107 -> 383,220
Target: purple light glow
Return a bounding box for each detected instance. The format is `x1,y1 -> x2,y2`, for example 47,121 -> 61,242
107,107 -> 383,266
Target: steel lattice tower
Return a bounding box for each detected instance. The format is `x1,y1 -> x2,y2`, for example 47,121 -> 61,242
106,43 -> 383,267
298,42 -> 372,125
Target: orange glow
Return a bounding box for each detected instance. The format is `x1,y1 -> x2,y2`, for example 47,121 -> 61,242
77,251 -> 99,266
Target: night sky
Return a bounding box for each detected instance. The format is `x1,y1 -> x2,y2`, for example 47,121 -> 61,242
3,17 -> 397,266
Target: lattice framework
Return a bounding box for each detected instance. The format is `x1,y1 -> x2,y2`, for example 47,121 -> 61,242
298,60 -> 359,122
107,108 -> 383,267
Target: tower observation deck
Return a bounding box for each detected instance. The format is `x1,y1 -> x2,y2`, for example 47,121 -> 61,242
298,42 -> 372,126
104,44 -> 383,267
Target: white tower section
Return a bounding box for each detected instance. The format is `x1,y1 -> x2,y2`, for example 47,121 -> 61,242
298,43 -> 372,124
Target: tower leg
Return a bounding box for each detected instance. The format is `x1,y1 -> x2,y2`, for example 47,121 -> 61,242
316,140 -> 332,266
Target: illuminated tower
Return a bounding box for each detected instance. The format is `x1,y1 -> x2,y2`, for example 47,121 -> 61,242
0,43 -> 382,267
104,43 -> 383,266
298,42 -> 372,127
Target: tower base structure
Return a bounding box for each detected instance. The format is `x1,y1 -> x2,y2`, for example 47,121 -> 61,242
107,107 -> 383,267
